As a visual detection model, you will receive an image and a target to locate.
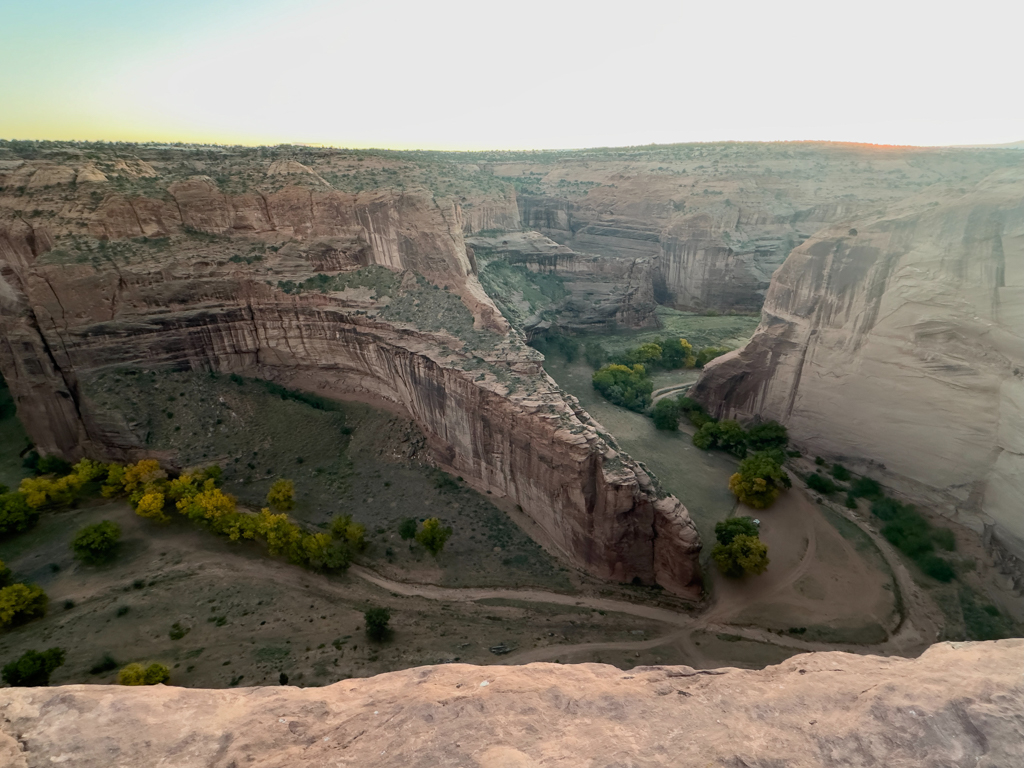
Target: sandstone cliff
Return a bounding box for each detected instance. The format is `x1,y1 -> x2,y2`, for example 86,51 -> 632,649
693,167 -> 1024,563
1,639 -> 1020,767
0,149 -> 701,597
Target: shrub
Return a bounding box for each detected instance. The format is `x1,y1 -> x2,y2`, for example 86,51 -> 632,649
814,456 -> 826,466
695,346 -> 731,368
364,607 -> 391,641
917,553 -> 955,582
659,338 -> 696,369
746,421 -> 788,452
18,475 -> 79,510
330,514 -> 366,551
0,560 -> 11,588
0,492 -> 39,538
806,473 -> 838,495
728,452 -> 791,509
398,518 -> 418,540
677,397 -> 714,428
693,419 -> 747,457
267,479 -> 295,511
651,399 -> 681,431
135,491 -> 168,522
415,517 -> 453,556
844,492 -> 858,509
714,517 -> 759,546
36,455 -> 73,476
583,341 -> 608,369
849,476 -> 882,500
592,364 -> 653,412
830,463 -> 851,481
932,528 -> 956,552
712,534 -> 769,577
71,520 -> 121,564
118,662 -> 170,685
0,583 -> 48,627
89,653 -> 118,675
2,647 -> 65,686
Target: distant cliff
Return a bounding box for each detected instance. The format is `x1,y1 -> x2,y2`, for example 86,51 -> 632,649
693,167 -> 1024,561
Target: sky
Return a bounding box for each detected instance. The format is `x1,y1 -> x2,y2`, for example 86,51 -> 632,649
1,0 -> 1022,150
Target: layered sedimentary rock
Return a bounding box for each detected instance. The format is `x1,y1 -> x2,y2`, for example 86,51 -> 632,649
0,154 -> 701,597
2,640 -> 1020,767
693,168 -> 1024,559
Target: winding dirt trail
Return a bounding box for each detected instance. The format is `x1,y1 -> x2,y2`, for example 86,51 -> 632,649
349,485 -> 940,667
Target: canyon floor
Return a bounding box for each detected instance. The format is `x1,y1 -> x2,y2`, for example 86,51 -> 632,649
4,312 -> 1015,691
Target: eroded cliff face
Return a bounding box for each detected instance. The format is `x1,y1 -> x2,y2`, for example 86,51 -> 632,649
0,152 -> 701,597
693,168 -> 1024,558
1,640 -> 1020,767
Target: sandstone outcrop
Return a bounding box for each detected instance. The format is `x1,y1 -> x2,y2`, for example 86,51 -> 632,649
1,639 -> 1020,767
0,150 -> 701,597
693,167 -> 1024,562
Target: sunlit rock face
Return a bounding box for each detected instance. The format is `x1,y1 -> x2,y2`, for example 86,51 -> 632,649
1,640 -> 1021,767
693,168 -> 1024,557
0,154 -> 701,597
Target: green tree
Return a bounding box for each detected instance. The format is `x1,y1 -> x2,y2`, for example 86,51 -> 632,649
728,452 -> 790,509
0,583 -> 48,627
267,479 -> 295,511
591,364 -> 654,412
695,346 -> 731,368
714,517 -> 759,546
2,647 -> 65,686
71,520 -> 121,564
364,607 -> 391,641
398,518 -> 418,540
118,662 -> 170,685
415,517 -> 453,556
331,514 -> 366,550
651,398 -> 681,430
712,534 -> 770,577
746,421 -> 788,452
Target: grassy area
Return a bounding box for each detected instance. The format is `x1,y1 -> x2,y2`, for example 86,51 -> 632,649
78,369 -> 571,592
578,307 -> 759,356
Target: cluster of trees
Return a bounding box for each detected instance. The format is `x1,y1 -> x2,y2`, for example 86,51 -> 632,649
2,647 -> 65,686
399,516 -> 453,556
533,330 -> 732,374
0,558 -> 48,630
711,517 -> 769,577
592,364 -> 654,412
681,401 -> 789,458
728,452 -> 792,509
118,662 -> 171,686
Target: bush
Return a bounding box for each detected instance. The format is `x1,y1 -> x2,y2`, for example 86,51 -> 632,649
583,342 -> 608,369
0,492 -> 38,538
728,452 -> 790,509
659,338 -> 696,369
0,560 -> 11,588
267,479 -> 295,511
651,399 -> 681,430
746,421 -> 788,452
849,476 -> 882,500
917,553 -> 955,582
89,653 -> 118,675
364,607 -> 391,641
693,420 -> 748,457
714,517 -> 760,546
677,397 -> 714,428
844,492 -> 858,509
415,517 -> 453,556
806,473 -> 838,495
398,518 -> 418,540
330,514 -> 366,551
695,346 -> 731,368
830,463 -> 851,481
932,528 -> 956,552
712,534 -> 769,577
592,364 -> 653,412
2,647 -> 65,686
36,455 -> 72,476
71,520 -> 121,564
0,583 -> 48,627
135,491 -> 168,522
118,662 -> 170,685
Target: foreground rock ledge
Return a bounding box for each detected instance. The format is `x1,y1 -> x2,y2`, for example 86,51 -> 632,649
1,640 -> 1020,767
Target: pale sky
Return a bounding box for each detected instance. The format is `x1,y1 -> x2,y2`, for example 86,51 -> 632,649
2,0 -> 1021,150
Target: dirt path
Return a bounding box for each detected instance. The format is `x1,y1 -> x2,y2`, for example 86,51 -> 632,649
349,483 -> 939,667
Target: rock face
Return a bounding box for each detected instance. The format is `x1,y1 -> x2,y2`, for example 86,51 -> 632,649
0,152 -> 701,597
693,168 -> 1024,559
1,640 -> 1020,767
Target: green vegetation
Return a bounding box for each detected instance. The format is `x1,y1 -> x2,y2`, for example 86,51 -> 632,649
651,398 -> 681,430
713,516 -> 760,545
2,647 -> 65,686
728,453 -> 791,509
693,419 -> 749,457
118,662 -> 170,685
592,364 -> 653,412
0,491 -> 38,538
415,517 -> 453,556
71,521 -> 121,564
683,404 -> 788,459
398,518 -> 418,540
364,607 -> 391,642
712,534 -> 769,577
0,582 -> 48,628
806,473 -> 838,495
267,479 -> 295,511
870,497 -> 956,582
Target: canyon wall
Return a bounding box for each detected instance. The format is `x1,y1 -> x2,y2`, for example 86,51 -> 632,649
693,168 -> 1024,559
0,156 -> 701,597
2,639 -> 1021,767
